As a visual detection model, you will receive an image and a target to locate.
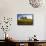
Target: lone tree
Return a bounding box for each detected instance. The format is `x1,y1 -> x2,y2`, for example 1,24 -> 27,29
20,16 -> 27,19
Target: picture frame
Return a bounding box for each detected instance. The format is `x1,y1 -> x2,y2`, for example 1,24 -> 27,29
17,14 -> 33,25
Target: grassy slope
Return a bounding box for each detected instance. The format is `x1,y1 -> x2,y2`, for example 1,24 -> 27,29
17,19 -> 33,25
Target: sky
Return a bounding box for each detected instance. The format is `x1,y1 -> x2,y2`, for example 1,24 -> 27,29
17,14 -> 33,20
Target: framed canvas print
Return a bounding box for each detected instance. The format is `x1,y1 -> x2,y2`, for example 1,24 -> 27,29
17,14 -> 33,25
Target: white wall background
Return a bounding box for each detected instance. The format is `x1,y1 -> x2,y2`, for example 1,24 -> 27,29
0,0 -> 46,40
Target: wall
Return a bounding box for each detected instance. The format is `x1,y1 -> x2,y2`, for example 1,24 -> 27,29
0,0 -> 46,40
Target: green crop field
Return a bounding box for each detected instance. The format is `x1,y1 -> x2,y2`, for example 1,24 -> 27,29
17,19 -> 33,25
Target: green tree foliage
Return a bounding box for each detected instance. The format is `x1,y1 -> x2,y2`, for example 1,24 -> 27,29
20,16 -> 27,19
